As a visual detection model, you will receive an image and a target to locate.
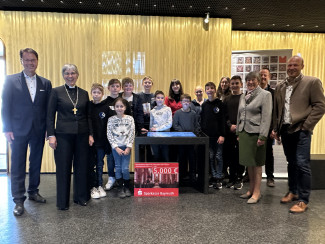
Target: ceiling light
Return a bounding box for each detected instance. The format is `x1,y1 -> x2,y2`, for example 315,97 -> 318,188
79,1 -> 82,3
189,6 -> 192,8
225,7 -> 228,10
204,12 -> 210,24
301,25 -> 304,27
286,24 -> 290,27
272,24 -> 275,26
171,5 -> 174,8
242,8 -> 246,10
98,2 -> 101,4
315,25 -> 319,28
117,3 -> 120,6
154,4 -> 156,7
60,0 -> 63,3
135,3 -> 138,7
257,23 -> 260,26
242,23 -> 246,25
207,6 -> 210,9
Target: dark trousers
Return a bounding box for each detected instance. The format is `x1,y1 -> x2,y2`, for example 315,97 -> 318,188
55,133 -> 90,208
178,145 -> 196,179
265,137 -> 275,179
281,128 -> 312,204
10,128 -> 45,203
223,133 -> 245,182
151,145 -> 169,162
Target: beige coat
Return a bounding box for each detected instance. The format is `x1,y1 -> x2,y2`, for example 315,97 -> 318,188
273,74 -> 325,134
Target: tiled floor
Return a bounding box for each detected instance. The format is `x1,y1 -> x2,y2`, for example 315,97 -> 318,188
0,174 -> 324,244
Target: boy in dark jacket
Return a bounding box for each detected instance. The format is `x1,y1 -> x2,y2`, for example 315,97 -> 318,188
201,82 -> 226,189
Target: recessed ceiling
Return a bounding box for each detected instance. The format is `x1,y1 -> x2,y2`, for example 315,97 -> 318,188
1,0 -> 324,33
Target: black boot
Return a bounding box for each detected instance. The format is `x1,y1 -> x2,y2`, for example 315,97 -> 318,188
124,180 -> 132,197
117,178 -> 126,198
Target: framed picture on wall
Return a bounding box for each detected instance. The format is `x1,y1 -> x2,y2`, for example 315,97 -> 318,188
253,65 -> 260,72
279,64 -> 286,71
245,65 -> 252,72
279,73 -> 286,80
237,57 -> 244,64
245,57 -> 252,64
237,65 -> 244,72
232,49 -> 292,92
253,57 -> 261,64
270,56 -> 278,63
279,56 -> 287,63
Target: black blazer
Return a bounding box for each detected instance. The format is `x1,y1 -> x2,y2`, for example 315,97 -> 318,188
120,92 -> 144,132
1,72 -> 52,137
46,85 -> 93,136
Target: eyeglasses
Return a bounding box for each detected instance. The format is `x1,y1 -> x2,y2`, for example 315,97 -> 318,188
195,91 -> 203,94
22,59 -> 37,63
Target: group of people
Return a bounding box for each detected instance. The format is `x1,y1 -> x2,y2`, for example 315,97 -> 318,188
2,48 -> 325,217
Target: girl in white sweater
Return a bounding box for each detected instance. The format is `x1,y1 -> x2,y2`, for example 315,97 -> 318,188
107,97 -> 135,198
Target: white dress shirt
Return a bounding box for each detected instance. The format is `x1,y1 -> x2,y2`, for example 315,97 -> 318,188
24,72 -> 37,102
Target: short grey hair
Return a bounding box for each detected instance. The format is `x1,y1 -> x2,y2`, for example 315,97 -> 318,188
245,72 -> 261,83
62,64 -> 79,76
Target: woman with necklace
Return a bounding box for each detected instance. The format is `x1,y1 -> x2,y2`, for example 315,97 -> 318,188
47,64 -> 94,210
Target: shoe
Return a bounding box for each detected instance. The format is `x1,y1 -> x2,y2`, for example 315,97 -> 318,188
226,182 -> 235,188
240,193 -> 252,199
247,195 -> 261,204
13,203 -> 24,216
243,174 -> 249,183
209,177 -> 217,188
105,177 -> 116,191
213,179 -> 222,189
280,192 -> 299,204
124,187 -> 132,197
267,178 -> 275,187
91,187 -> 100,199
28,193 -> 46,203
98,186 -> 107,198
57,207 -> 69,210
118,187 -> 126,198
234,181 -> 243,190
73,200 -> 87,206
289,201 -> 308,213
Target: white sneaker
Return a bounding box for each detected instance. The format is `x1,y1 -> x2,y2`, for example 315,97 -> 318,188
98,186 -> 107,198
105,177 -> 115,191
91,187 -> 100,199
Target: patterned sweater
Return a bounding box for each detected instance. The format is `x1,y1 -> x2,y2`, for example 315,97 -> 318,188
107,115 -> 135,149
149,105 -> 172,131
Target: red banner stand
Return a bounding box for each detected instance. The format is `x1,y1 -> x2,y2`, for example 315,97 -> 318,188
134,163 -> 179,197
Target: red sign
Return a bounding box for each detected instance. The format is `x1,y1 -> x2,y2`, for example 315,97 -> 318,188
134,163 -> 179,197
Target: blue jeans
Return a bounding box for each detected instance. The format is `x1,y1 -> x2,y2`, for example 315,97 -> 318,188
281,128 -> 311,204
95,148 -> 106,186
106,152 -> 116,177
209,138 -> 223,179
112,146 -> 131,180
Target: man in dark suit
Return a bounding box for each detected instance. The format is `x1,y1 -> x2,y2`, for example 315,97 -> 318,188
1,48 -> 52,216
259,68 -> 275,187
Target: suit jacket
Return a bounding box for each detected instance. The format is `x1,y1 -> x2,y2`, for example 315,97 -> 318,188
1,72 -> 52,137
273,74 -> 325,134
236,86 -> 272,140
46,85 -> 93,136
